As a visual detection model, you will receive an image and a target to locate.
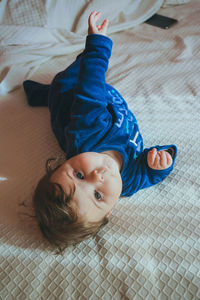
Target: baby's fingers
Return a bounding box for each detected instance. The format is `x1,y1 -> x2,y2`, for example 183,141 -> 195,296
93,11 -> 101,23
99,19 -> 109,34
147,148 -> 157,168
160,150 -> 167,168
89,11 -> 101,27
88,11 -> 102,35
162,150 -> 173,168
148,149 -> 173,170
88,11 -> 108,36
150,148 -> 157,164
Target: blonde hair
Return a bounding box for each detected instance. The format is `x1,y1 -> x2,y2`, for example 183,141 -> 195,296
33,159 -> 108,254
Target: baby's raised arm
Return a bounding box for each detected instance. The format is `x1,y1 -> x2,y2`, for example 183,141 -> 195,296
88,11 -> 109,36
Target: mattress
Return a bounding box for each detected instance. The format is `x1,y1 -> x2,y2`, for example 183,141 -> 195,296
0,1 -> 200,299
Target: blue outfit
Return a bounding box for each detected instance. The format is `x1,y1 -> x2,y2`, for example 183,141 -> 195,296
23,34 -> 177,197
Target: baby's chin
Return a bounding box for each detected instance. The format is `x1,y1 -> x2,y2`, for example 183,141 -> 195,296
102,154 -> 121,175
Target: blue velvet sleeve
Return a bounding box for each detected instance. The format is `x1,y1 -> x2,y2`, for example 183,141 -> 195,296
69,34 -> 113,131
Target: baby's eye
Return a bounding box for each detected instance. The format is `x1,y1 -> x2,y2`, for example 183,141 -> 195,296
75,171 -> 84,180
94,191 -> 102,201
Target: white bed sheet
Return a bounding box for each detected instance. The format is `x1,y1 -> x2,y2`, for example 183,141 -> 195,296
0,1 -> 200,299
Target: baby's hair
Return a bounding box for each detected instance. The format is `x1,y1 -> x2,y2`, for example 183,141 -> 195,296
33,158 -> 109,254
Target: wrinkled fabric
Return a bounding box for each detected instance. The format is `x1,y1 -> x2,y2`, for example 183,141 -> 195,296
0,0 -> 163,94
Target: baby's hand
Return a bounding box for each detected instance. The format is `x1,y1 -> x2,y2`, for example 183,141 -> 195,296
88,11 -> 109,36
147,148 -> 173,170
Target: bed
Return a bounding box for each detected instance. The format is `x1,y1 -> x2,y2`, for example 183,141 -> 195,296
0,0 -> 200,299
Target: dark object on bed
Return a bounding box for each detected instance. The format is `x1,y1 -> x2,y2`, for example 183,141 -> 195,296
145,13 -> 178,29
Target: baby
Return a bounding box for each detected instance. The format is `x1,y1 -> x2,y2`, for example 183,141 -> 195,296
23,11 -> 177,253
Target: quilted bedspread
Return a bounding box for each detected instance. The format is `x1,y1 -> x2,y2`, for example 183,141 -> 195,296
0,0 -> 200,299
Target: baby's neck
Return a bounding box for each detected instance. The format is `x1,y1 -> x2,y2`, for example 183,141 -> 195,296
101,150 -> 123,172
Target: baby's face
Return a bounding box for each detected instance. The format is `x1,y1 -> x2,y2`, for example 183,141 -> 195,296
50,152 -> 122,222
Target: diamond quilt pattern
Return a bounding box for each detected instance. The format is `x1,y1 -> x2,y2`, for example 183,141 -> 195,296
1,1 -> 200,300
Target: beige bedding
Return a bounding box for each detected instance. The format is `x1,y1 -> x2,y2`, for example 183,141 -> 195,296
0,1 -> 200,299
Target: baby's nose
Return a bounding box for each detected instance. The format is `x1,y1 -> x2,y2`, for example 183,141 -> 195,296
93,169 -> 104,182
